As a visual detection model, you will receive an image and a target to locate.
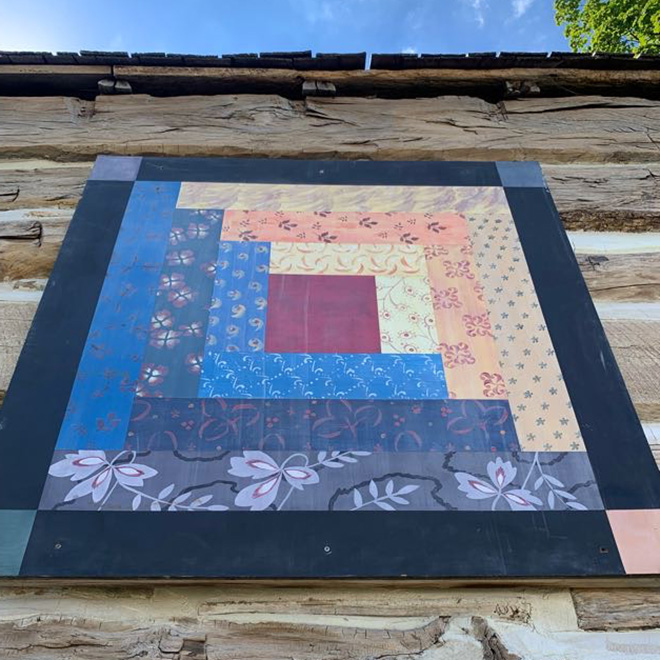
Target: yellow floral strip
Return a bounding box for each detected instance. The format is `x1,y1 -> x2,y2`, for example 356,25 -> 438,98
270,243 -> 426,277
376,274 -> 440,354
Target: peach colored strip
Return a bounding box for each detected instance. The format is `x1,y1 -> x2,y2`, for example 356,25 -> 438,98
466,202 -> 586,451
425,246 -> 505,400
221,210 -> 469,245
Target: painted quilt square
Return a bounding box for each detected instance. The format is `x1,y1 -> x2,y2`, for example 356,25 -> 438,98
1,157 -> 657,581
265,273 -> 381,354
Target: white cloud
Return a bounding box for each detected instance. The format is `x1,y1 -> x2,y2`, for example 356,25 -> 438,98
469,0 -> 487,28
106,34 -> 125,52
300,0 -> 336,24
512,0 -> 534,19
402,46 -> 418,54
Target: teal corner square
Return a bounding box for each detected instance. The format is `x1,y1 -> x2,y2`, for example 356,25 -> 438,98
0,510 -> 36,576
496,161 -> 545,188
89,155 -> 142,182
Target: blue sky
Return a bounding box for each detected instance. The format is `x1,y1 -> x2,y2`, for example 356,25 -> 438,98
0,0 -> 569,58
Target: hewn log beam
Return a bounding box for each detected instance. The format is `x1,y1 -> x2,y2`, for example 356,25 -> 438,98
0,65 -> 111,98
572,589 -> 660,630
3,64 -> 660,100
114,65 -> 660,99
0,584 -> 656,657
0,94 -> 658,163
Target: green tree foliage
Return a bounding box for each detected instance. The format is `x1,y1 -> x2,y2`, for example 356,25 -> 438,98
555,0 -> 660,54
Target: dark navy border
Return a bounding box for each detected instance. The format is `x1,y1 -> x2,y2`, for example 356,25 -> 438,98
0,181 -> 134,510
21,510 -> 623,578
1,157 -> 655,578
138,157 -> 501,186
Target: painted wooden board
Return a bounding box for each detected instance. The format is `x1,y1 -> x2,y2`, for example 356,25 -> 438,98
0,156 -> 658,580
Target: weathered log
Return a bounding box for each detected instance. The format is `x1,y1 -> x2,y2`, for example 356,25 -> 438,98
0,616 -> 451,660
0,584 -> 656,658
113,65 -> 660,100
0,94 -> 658,164
576,252 -> 660,302
0,299 -> 36,399
4,63 -> 660,100
572,589 -> 660,631
601,319 -> 660,423
543,164 -> 660,232
0,64 -> 111,99
0,161 -> 90,210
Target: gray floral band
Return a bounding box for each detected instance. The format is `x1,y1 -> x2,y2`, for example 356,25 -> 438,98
41,449 -> 601,513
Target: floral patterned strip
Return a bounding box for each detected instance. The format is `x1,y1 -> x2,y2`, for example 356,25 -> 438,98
221,210 -> 469,245
270,242 -> 426,277
204,241 -> 270,353
466,197 -> 585,451
55,182 -> 180,451
137,209 -> 223,399
125,397 -> 520,453
376,275 -> 440,354
177,182 -> 510,215
41,449 -> 602,512
199,352 -> 448,400
425,245 -> 505,399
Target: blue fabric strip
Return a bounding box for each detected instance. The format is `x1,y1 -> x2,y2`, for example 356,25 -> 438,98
138,209 -> 223,398
124,396 -> 519,452
203,240 -> 270,353
55,182 -> 180,449
199,352 -> 448,400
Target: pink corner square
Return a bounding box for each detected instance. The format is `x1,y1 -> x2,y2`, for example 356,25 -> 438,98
607,509 -> 660,575
266,274 -> 381,353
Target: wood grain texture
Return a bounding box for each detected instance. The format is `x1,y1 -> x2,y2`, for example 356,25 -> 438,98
577,252 -> 660,301
114,65 -> 660,99
0,585 -> 656,657
0,162 -> 90,210
602,319 -> 660,421
0,300 -> 35,398
572,589 -> 660,631
0,94 -> 659,164
0,616 -> 451,660
544,164 -> 660,232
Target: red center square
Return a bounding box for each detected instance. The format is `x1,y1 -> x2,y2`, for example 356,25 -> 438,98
265,274 -> 381,353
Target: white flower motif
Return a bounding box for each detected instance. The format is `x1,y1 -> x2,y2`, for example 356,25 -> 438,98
229,451 -> 319,511
455,457 -> 542,511
49,450 -> 157,504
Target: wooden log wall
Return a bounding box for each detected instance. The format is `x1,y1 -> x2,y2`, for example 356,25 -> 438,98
0,90 -> 659,658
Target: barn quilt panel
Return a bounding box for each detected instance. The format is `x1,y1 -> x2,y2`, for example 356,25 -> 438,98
0,157 -> 658,579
